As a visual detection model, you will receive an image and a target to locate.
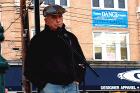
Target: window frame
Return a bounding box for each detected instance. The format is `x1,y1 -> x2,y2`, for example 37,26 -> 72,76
91,0 -> 128,11
92,32 -> 130,61
43,0 -> 70,7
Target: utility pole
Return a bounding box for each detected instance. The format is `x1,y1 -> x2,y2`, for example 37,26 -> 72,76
20,0 -> 41,92
34,0 -> 41,34
20,0 -> 31,93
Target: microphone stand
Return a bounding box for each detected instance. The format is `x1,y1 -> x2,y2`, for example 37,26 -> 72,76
71,47 -> 99,77
58,32 -> 99,92
70,44 -> 99,93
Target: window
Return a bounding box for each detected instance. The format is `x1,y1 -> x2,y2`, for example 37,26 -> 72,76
14,0 -> 20,13
60,0 -> 67,6
95,47 -> 102,59
120,33 -> 127,60
44,0 -> 68,6
92,0 -> 127,10
93,32 -> 129,61
92,0 -> 99,7
44,0 -> 55,5
94,32 -> 102,59
118,0 -> 125,8
104,0 -> 114,8
105,33 -> 116,60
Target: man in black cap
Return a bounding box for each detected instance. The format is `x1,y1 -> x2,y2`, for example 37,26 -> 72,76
24,4 -> 86,93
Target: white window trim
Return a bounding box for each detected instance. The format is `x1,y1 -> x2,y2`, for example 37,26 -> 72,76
67,0 -> 70,7
91,0 -> 128,11
55,0 -> 70,7
29,0 -> 70,9
126,33 -> 130,60
115,33 -> 121,60
40,0 -> 70,7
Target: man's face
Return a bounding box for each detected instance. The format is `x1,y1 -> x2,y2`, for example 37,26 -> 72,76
44,14 -> 63,31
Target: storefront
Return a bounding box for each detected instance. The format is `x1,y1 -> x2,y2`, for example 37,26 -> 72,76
4,61 -> 140,93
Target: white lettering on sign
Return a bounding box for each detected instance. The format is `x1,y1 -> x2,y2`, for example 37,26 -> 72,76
101,86 -> 119,90
101,12 -> 119,17
100,86 -> 139,90
120,86 -> 136,89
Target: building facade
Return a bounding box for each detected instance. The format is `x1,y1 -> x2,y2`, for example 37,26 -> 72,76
27,0 -> 140,62
1,0 -> 140,92
0,0 -> 140,62
0,0 -> 21,61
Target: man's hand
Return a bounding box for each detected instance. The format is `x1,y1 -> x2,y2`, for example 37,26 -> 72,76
78,64 -> 85,68
74,81 -> 79,85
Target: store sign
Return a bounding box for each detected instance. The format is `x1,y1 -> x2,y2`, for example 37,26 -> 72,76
83,67 -> 140,91
5,65 -> 140,91
92,9 -> 128,28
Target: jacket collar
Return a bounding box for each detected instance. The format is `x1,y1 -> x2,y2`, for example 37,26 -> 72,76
44,24 -> 66,34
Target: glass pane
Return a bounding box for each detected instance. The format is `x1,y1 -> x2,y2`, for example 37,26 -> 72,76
104,0 -> 114,8
120,34 -> 126,47
94,32 -> 102,46
121,47 -> 127,60
45,0 -> 55,5
106,47 -> 115,60
95,47 -> 102,59
92,0 -> 99,7
118,0 -> 125,8
105,33 -> 116,46
60,0 -> 67,6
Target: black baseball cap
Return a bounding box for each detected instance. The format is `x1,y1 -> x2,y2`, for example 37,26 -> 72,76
43,5 -> 66,17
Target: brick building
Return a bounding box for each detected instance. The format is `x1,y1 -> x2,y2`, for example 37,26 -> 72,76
1,0 -> 140,92
0,0 -> 140,62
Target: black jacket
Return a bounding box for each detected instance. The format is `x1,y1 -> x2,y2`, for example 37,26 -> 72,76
24,24 -> 86,90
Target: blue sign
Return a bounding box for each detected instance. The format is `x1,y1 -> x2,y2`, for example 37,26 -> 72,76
92,9 -> 128,28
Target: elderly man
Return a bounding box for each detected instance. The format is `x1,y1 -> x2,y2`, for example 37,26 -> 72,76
24,4 -> 86,93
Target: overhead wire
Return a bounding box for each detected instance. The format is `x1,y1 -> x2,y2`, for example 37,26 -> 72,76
1,3 -> 140,62
5,16 -> 20,31
3,0 -> 33,32
1,0 -> 33,57
0,4 -> 136,22
3,9 -> 140,36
